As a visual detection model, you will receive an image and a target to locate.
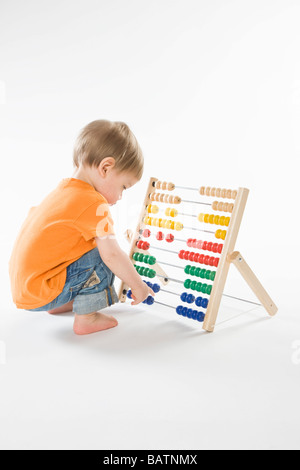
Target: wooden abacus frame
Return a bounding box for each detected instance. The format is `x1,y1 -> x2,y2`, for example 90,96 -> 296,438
119,177 -> 278,333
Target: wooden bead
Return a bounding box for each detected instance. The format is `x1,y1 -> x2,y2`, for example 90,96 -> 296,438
167,182 -> 175,191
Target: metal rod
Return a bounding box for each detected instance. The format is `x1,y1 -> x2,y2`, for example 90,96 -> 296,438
222,293 -> 261,306
182,199 -> 211,206
185,226 -> 215,234
154,300 -> 176,310
176,185 -> 199,191
178,212 -> 197,218
156,274 -> 183,284
160,288 -> 180,296
150,246 -> 177,254
157,260 -> 184,270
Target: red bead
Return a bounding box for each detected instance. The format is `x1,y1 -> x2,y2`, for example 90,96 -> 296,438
204,255 -> 210,265
189,252 -> 195,261
137,240 -> 143,249
218,244 -> 223,254
143,229 -> 151,238
199,254 -> 204,264
212,243 -> 218,253
156,231 -> 164,241
209,257 -> 214,266
202,241 -> 207,250
207,242 -> 213,251
213,257 -> 219,267
184,251 -> 190,260
166,233 -> 174,243
142,241 -> 150,250
194,253 -> 200,263
179,250 -> 185,259
187,238 -> 193,247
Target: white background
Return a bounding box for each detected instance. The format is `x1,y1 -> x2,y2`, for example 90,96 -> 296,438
0,0 -> 300,450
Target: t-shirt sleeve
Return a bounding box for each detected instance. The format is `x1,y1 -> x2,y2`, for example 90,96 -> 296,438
73,201 -> 115,241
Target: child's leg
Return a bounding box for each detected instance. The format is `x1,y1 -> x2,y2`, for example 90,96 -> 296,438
48,300 -> 74,314
73,312 -> 118,335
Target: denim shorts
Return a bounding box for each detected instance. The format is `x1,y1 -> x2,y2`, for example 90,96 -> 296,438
27,248 -> 119,315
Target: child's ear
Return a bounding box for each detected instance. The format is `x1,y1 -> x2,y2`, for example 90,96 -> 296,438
98,157 -> 116,177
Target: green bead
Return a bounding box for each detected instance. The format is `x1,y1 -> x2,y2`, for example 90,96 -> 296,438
210,271 -> 216,281
143,255 -> 149,263
190,266 -> 196,276
139,266 -> 145,276
184,265 -> 191,274
149,256 -> 156,265
205,270 -> 211,280
200,269 -> 206,279
201,283 -> 208,294
138,253 -> 144,262
148,269 -> 156,278
194,268 -> 201,278
190,281 -> 197,290
207,285 -> 212,295
184,279 -> 191,289
196,282 -> 202,292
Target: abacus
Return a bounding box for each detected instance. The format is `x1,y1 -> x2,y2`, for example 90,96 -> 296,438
119,177 -> 278,332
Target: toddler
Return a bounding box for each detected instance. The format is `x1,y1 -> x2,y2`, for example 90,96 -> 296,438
9,120 -> 154,335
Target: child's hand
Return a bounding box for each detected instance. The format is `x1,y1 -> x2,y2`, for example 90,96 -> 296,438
130,283 -> 155,306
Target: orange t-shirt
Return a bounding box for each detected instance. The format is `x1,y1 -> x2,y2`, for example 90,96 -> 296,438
9,178 -> 115,309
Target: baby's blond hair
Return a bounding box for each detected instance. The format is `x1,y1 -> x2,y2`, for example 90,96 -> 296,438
73,120 -> 144,180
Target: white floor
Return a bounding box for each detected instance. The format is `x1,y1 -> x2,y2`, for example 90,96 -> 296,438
0,289 -> 299,450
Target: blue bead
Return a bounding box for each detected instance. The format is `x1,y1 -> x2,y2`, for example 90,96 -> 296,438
146,296 -> 154,305
195,296 -> 203,307
187,308 -> 193,318
192,310 -> 198,320
176,305 -> 183,315
182,307 -> 188,317
180,292 -> 187,302
127,290 -> 132,299
153,283 -> 161,293
202,298 -> 209,309
187,294 -> 195,304
196,312 -> 205,322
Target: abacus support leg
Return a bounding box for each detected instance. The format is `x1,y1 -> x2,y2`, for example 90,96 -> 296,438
228,251 -> 278,317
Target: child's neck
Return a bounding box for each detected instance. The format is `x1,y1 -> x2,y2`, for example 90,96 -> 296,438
72,166 -> 95,189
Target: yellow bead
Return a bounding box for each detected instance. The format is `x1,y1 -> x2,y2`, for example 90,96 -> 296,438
147,204 -> 152,213
208,214 -> 214,224
175,222 -> 183,231
204,214 -> 210,223
220,230 -> 226,240
165,208 -> 171,216
161,219 -> 168,228
225,217 -> 230,226
198,213 -> 205,223
219,216 -> 225,226
215,229 -> 222,239
145,216 -> 152,226
166,220 -> 173,229
152,205 -> 159,214
214,215 -> 220,225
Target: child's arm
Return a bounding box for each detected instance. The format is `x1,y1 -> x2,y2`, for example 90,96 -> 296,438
95,236 -> 154,305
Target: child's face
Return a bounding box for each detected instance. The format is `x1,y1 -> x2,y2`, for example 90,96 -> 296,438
96,167 -> 139,205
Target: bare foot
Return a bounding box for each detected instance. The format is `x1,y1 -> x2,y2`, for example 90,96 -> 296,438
73,312 -> 118,335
